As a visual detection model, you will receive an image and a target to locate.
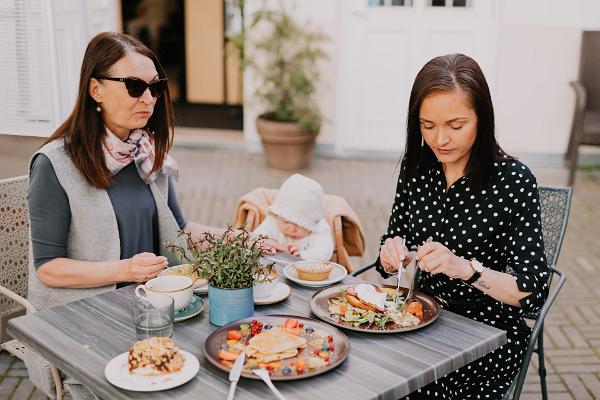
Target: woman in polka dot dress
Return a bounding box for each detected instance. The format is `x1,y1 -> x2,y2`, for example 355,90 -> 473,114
376,54 -> 550,399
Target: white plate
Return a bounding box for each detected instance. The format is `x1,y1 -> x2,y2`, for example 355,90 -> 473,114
105,350 -> 199,392
283,261 -> 348,287
254,282 -> 292,305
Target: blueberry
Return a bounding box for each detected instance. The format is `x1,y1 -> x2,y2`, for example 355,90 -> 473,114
305,327 -> 314,333
282,367 -> 292,375
220,344 -> 229,350
321,345 -> 329,352
264,324 -> 272,330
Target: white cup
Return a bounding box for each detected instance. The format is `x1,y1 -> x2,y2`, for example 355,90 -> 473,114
253,270 -> 280,299
135,275 -> 194,311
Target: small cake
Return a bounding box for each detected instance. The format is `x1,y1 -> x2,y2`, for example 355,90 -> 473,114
293,261 -> 333,281
127,337 -> 185,376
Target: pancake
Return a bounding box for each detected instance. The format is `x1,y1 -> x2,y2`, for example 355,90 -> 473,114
245,327 -> 307,362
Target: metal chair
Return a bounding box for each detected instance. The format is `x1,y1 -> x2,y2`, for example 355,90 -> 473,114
507,185 -> 572,400
566,31 -> 600,186
351,185 -> 573,400
0,175 -> 65,400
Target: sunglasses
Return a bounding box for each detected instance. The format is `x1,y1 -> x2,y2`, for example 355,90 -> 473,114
96,76 -> 168,98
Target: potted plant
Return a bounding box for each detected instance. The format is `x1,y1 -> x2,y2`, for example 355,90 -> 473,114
165,227 -> 273,326
242,5 -> 328,171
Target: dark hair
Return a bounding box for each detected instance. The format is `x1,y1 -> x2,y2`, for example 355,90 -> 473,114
45,32 -> 174,189
401,53 -> 509,189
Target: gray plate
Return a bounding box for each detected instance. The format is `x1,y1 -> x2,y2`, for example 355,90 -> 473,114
310,284 -> 439,333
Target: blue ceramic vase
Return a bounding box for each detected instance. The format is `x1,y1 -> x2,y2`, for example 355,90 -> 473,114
208,285 -> 254,326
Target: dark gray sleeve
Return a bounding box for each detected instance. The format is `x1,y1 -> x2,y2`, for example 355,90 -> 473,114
28,154 -> 71,269
167,177 -> 187,230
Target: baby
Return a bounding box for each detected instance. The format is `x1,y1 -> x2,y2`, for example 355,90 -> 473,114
253,174 -> 334,260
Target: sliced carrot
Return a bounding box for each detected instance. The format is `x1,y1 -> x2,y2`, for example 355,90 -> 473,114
227,330 -> 242,340
218,350 -> 239,362
406,301 -> 424,319
294,357 -> 305,371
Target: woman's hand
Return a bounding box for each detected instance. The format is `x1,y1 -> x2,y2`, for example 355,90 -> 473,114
125,252 -> 168,282
416,241 -> 472,280
380,236 -> 413,273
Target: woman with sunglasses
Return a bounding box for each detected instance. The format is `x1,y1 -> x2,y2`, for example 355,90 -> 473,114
24,32 -> 246,399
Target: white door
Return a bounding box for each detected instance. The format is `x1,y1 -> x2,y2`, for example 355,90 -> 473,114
336,0 -> 497,153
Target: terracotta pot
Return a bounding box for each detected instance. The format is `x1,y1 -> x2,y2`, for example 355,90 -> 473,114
255,116 -> 318,171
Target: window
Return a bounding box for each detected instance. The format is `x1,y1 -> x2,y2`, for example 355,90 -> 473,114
430,0 -> 470,7
368,0 -> 413,7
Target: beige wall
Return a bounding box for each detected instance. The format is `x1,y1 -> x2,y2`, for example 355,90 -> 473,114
0,135 -> 46,179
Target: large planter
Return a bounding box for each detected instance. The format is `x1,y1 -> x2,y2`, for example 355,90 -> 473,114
208,285 -> 254,326
256,116 -> 318,171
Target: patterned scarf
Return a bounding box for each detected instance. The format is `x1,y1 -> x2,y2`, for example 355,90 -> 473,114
102,128 -> 178,184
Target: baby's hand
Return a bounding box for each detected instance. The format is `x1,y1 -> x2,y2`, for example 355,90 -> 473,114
258,237 -> 288,254
287,244 -> 300,257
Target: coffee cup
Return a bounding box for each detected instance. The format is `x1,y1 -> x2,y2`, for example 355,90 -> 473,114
135,275 -> 194,311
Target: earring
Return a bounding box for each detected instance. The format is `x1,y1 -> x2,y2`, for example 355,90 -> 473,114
421,136 -> 424,147
96,103 -> 101,112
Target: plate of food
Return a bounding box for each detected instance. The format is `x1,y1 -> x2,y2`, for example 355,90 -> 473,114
283,260 -> 347,288
104,337 -> 199,391
203,315 -> 350,381
160,264 -> 208,294
310,283 -> 439,333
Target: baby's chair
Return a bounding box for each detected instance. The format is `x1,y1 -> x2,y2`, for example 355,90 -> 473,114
233,187 -> 365,272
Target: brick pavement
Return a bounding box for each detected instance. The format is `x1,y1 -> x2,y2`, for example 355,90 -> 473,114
1,147 -> 599,399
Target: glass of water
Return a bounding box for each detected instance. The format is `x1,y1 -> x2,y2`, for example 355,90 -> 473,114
132,294 -> 174,340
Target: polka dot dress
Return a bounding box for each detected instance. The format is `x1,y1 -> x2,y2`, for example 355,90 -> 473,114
376,160 -> 550,399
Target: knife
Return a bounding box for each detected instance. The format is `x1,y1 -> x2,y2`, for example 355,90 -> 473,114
227,351 -> 245,400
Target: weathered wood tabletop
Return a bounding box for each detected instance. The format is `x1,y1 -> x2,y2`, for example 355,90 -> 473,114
8,254 -> 506,399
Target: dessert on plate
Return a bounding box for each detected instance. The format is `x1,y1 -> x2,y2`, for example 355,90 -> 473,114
127,337 -> 185,376
293,260 -> 333,281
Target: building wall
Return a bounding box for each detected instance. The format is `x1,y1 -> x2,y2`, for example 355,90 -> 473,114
243,0 -> 600,158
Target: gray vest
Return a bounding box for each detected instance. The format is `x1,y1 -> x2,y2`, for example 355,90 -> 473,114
27,139 -> 184,310
25,139 -> 186,398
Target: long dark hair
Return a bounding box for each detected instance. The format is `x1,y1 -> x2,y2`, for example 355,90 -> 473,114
45,32 -> 174,189
401,53 -> 509,189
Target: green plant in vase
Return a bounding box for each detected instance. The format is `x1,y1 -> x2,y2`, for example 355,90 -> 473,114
164,227 -> 275,326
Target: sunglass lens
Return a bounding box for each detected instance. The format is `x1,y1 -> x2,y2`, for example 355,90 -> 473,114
149,80 -> 166,98
125,78 -> 148,97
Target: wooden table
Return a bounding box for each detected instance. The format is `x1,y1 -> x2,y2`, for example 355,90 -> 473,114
8,254 -> 506,399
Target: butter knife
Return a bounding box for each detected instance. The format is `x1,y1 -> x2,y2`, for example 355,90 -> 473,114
227,351 -> 245,400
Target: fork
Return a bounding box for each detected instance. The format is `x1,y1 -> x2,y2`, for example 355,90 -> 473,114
252,368 -> 287,400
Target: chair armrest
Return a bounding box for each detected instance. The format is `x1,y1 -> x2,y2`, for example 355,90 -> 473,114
0,286 -> 37,314
570,81 -> 588,113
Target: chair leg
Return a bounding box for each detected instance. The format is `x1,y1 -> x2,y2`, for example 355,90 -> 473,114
567,144 -> 579,186
537,325 -> 548,400
50,365 -> 64,400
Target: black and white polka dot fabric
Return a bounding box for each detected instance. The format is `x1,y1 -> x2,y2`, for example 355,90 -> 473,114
377,159 -> 550,399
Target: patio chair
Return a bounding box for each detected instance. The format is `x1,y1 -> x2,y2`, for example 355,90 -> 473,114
0,175 -> 65,400
233,187 -> 365,272
566,31 -> 600,186
351,185 -> 572,400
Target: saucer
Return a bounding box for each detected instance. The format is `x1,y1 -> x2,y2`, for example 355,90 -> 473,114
174,295 -> 205,322
254,282 -> 292,305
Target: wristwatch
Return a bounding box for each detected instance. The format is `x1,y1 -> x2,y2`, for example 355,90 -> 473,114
464,259 -> 484,285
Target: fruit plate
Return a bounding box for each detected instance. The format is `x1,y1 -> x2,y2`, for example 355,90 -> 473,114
203,315 -> 350,381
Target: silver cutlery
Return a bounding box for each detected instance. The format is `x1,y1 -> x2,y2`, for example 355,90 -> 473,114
226,351 -> 245,400
395,237 -> 406,306
252,368 -> 287,400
